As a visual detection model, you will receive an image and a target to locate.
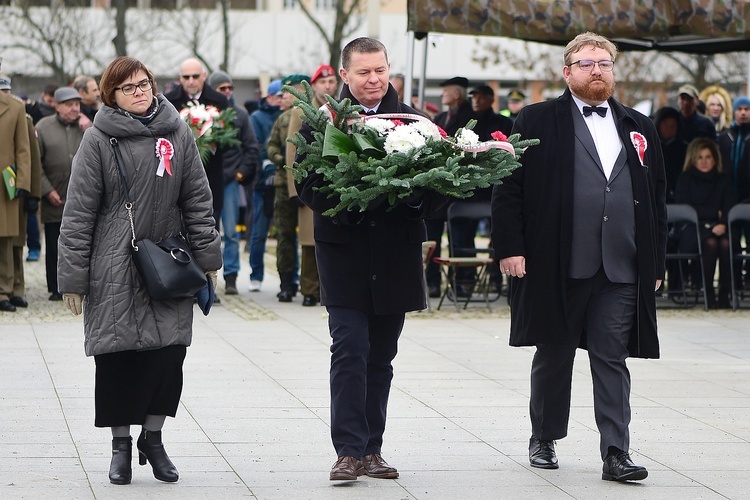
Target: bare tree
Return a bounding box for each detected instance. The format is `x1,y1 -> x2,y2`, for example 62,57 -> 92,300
0,1 -> 110,82
111,0 -> 128,57
297,0 -> 366,70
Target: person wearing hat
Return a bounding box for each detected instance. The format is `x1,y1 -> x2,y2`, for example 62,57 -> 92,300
268,73 -> 309,302
677,83 -> 717,144
0,71 -> 32,312
247,79 -> 283,292
165,58 -> 232,226
0,76 -> 43,309
285,64 -> 337,306
469,85 -> 513,141
719,96 -> 750,270
426,76 -> 478,298
35,87 -> 85,301
207,70 -> 260,296
501,89 -> 527,123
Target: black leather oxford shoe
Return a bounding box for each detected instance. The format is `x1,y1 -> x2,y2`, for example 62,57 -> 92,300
0,300 -> 17,312
602,450 -> 648,481
529,436 -> 558,469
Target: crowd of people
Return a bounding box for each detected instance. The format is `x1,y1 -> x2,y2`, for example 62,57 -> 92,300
0,30 -> 748,487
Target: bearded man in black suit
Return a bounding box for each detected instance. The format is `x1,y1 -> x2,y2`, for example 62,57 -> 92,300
491,32 -> 667,482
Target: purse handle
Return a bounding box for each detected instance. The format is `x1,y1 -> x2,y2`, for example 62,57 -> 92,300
110,137 -> 139,250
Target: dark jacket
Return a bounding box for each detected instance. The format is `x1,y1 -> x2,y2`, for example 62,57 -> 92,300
295,83 -> 448,315
491,88 -> 667,359
36,113 -> 85,224
433,99 -> 476,136
222,105 -> 259,186
164,83 -> 230,215
718,123 -> 750,203
675,168 -> 736,238
250,98 -> 280,164
473,108 -> 513,141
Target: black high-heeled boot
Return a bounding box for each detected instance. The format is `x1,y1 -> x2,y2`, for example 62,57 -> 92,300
109,436 -> 132,485
137,429 -> 179,482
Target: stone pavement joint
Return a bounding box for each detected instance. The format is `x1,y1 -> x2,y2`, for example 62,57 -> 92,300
1,248 -> 749,498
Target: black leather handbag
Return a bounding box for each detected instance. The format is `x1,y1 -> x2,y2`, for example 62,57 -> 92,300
111,137 -> 207,301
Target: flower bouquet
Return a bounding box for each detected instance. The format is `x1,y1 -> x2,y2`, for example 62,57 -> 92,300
179,102 -> 241,165
286,82 -> 539,216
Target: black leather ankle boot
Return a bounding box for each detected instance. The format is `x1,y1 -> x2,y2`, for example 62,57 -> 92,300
137,429 -> 179,482
109,436 -> 132,485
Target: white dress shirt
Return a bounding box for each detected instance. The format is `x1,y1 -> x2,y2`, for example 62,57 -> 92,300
572,95 -> 622,180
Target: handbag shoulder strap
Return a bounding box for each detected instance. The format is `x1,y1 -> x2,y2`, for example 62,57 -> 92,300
110,137 -> 131,203
110,137 -> 138,246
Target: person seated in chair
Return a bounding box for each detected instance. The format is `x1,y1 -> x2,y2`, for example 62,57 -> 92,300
675,138 -> 737,308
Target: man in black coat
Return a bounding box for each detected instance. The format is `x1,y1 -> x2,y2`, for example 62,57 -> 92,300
295,37 -> 447,482
492,32 -> 667,482
164,58 -> 231,225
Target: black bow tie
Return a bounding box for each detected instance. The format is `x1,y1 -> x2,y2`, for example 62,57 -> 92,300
583,106 -> 607,118
364,110 -> 376,116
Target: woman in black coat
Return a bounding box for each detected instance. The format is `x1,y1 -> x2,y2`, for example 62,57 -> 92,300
675,138 -> 737,308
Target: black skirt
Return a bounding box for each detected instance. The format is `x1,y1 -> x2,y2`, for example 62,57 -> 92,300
94,345 -> 187,428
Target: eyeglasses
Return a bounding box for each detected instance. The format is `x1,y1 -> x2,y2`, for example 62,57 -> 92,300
216,85 -> 234,92
181,74 -> 202,80
117,79 -> 153,96
568,60 -> 615,72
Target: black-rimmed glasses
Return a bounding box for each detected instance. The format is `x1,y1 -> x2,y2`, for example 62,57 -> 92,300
568,60 -> 615,72
117,79 -> 152,96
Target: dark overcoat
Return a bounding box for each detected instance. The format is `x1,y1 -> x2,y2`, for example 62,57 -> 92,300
164,83 -> 229,216
295,84 -> 447,315
491,88 -> 667,359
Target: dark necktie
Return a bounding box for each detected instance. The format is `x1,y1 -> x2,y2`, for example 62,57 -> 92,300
364,110 -> 376,116
583,106 -> 607,118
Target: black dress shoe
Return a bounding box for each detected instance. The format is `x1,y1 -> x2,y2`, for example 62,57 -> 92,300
302,295 -> 318,306
48,292 -> 63,301
428,284 -> 441,298
529,437 -> 558,469
277,290 -> 294,302
9,296 -> 28,308
602,449 -> 648,481
0,300 -> 17,312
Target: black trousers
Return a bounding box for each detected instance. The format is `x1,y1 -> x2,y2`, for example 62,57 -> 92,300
529,267 -> 637,460
327,306 -> 404,458
44,222 -> 61,293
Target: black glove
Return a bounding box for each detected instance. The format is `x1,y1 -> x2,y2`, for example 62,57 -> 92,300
290,196 -> 305,207
24,196 -> 39,213
16,188 -> 29,199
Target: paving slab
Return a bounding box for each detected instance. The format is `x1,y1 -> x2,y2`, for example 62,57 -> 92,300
0,251 -> 748,498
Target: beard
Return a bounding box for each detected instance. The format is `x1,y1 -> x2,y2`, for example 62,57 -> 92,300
569,76 -> 615,103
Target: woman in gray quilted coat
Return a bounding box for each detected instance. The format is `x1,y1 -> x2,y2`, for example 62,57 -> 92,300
57,57 -> 222,486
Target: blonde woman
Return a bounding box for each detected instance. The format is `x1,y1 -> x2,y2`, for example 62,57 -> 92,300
700,85 -> 732,134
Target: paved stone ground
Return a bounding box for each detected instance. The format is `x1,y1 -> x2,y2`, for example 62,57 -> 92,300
1,246 -> 749,499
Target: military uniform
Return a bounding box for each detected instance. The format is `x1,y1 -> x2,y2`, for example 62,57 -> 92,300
0,93 -> 31,307
267,109 -> 297,298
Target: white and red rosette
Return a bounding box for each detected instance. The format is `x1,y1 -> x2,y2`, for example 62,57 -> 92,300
155,138 -> 174,177
630,131 -> 647,166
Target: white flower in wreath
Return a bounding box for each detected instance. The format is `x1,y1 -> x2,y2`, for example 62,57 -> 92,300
410,120 -> 442,140
456,128 -> 480,148
363,117 -> 396,135
384,125 -> 426,154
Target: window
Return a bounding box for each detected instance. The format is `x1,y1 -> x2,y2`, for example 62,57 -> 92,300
150,0 -> 177,8
230,0 -> 256,8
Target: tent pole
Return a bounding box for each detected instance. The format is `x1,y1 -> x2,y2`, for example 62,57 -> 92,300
405,31 -> 415,105
418,34 -> 428,109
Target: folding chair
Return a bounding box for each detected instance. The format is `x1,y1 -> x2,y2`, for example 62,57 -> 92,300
728,203 -> 750,311
662,204 -> 708,310
433,201 -> 497,310
421,240 -> 438,312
